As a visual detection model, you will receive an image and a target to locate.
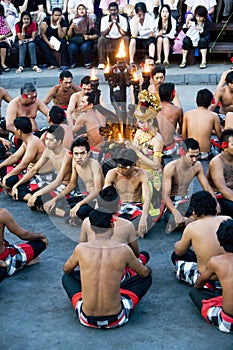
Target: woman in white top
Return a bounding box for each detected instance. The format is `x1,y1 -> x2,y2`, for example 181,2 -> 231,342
185,0 -> 216,25
154,5 -> 176,67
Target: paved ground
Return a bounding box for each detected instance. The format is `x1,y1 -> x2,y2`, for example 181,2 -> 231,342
0,65 -> 233,350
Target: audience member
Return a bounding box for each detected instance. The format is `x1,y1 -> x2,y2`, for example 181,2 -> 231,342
185,0 -> 216,26
16,0 -> 46,29
39,7 -> 69,70
15,11 -> 42,74
67,0 -> 94,22
46,0 -> 68,16
2,0 -> 18,42
99,0 -> 126,15
0,3 -> 12,73
67,4 -> 98,69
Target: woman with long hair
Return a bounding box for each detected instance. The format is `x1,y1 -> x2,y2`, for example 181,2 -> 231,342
154,4 -> 177,68
67,4 -> 98,69
0,3 -> 12,72
15,11 -> 41,73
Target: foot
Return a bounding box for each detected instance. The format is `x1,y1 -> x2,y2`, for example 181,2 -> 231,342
58,66 -> 70,71
200,62 -> 207,69
163,61 -> 169,68
16,66 -> 24,74
179,61 -> 187,68
26,256 -> 40,266
2,66 -> 10,72
70,63 -> 76,69
32,65 -> 42,73
155,60 -> 161,65
98,63 -> 105,69
47,65 -> 57,70
85,63 -> 92,69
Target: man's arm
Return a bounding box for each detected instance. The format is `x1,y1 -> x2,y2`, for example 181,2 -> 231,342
196,162 -> 218,197
195,257 -> 217,288
182,113 -> 188,140
43,87 -> 56,106
5,99 -> 18,132
66,93 -> 80,128
209,158 -> 233,201
0,143 -> 26,172
213,113 -> 222,140
174,225 -> 192,256
38,99 -> 50,116
103,168 -> 116,188
1,88 -> 12,103
209,87 -> 223,111
138,170 -> 151,236
64,245 -> 80,274
79,218 -> 90,243
72,114 -> 85,133
126,246 -> 152,278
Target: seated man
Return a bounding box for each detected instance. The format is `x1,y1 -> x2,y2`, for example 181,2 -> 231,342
43,70 -> 81,111
182,89 -> 221,160
171,190 -> 229,288
189,218 -> 233,334
162,138 -> 217,232
62,208 -> 152,329
210,71 -> 233,115
104,148 -> 152,238
207,129 -> 233,217
0,207 -> 48,283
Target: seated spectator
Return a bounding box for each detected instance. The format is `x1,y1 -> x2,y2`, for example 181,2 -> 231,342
0,207 -> 48,283
99,0 -> 127,15
2,0 -> 19,42
46,0 -> 68,17
185,0 -> 216,25
67,0 -> 94,22
0,4 -> 13,73
179,5 -> 212,69
129,2 -> 155,64
15,11 -> 42,74
98,1 -> 129,69
154,4 -> 176,67
67,4 -> 98,69
162,0 -> 179,20
16,0 -> 46,30
221,0 -> 233,23
38,7 -> 69,70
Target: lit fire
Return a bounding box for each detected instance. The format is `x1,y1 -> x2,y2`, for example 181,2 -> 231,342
104,56 -> 110,74
90,68 -> 98,81
132,71 -> 139,82
143,64 -> 151,73
118,133 -> 124,143
116,40 -> 126,59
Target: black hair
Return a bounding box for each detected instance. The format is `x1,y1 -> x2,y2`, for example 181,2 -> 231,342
194,5 -> 208,20
189,191 -> 217,217
196,89 -> 213,108
151,65 -> 166,77
220,129 -> 233,143
142,56 -> 154,64
19,11 -> 32,30
117,148 -> 138,166
97,185 -> 120,213
47,124 -> 65,142
52,7 -> 62,14
14,116 -> 32,134
81,76 -> 91,85
183,138 -> 200,152
135,2 -> 147,14
0,4 -> 5,17
20,82 -> 37,95
225,71 -> 233,84
216,219 -> 233,253
108,1 -> 118,10
70,136 -> 90,153
159,83 -> 174,102
59,70 -> 73,81
49,106 -> 66,124
158,5 -> 172,34
89,208 -> 113,234
85,92 -> 95,105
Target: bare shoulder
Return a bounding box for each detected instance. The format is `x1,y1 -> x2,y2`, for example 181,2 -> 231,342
209,154 -> 223,168
72,84 -> 81,92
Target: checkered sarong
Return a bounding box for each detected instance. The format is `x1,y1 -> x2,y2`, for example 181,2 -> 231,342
176,260 -> 199,285
1,244 -> 27,276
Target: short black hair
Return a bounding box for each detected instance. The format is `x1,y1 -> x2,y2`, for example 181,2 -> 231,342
52,7 -> 62,14
14,116 -> 32,134
216,219 -> 233,253
49,106 -> 66,124
21,82 -> 37,95
70,136 -> 90,153
194,5 -> 208,20
225,71 -> 233,84
117,148 -> 138,167
220,129 -> 233,143
89,208 -> 113,234
189,191 -> 217,217
59,70 -> 73,81
159,83 -> 174,102
81,76 -> 91,85
196,89 -> 213,108
47,125 -> 65,142
85,92 -> 95,106
97,186 -> 120,213
108,1 -> 118,9
135,2 -> 147,13
183,138 -> 200,152
151,65 -> 166,77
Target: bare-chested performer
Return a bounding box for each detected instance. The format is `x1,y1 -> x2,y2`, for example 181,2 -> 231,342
0,207 -> 48,283
171,190 -> 229,288
210,71 -> 233,115
11,125 -> 67,207
6,83 -> 49,133
43,136 -> 104,223
0,117 -> 45,193
72,92 -> 106,160
66,75 -> 92,127
157,83 -> 183,157
0,86 -> 12,120
43,70 -> 81,111
224,112 -> 233,129
162,138 -> 217,233
182,89 -> 222,160
189,218 -> 233,333
207,129 -> 233,217
104,148 -> 152,238
62,208 -> 152,329
148,65 -> 182,108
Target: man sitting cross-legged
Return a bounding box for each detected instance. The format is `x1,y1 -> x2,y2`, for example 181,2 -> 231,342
171,190 -> 230,289
62,208 -> 152,329
0,208 -> 48,283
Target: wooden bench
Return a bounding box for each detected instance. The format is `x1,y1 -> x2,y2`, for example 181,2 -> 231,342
209,42 -> 233,56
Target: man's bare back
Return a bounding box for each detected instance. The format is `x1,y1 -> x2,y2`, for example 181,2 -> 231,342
157,102 -> 183,145
215,86 -> 233,114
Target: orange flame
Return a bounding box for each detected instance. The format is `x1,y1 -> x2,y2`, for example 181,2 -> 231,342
132,71 -> 139,82
118,133 -> 124,143
104,57 -> 110,74
90,68 -> 98,81
116,40 -> 126,59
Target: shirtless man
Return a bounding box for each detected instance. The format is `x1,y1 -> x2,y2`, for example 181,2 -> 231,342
157,83 -> 183,157
189,218 -> 233,333
0,207 -> 48,283
6,83 -> 49,133
162,138 -> 217,233
0,117 -> 45,194
43,136 -> 104,222
182,89 -> 222,160
11,125 -> 67,206
148,65 -> 182,108
104,148 -> 152,238
62,209 -> 152,329
207,129 -> 233,217
72,92 -> 106,159
224,112 -> 233,129
211,71 -> 233,114
171,190 -> 229,288
66,75 -> 92,127
43,70 -> 81,111
0,86 -> 12,120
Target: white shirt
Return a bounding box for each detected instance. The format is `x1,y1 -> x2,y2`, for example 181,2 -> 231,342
130,13 -> 155,39
154,16 -> 177,39
100,14 -> 128,39
185,0 -> 216,12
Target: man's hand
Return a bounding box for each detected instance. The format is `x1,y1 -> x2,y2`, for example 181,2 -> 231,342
1,138 -> 11,150
27,193 -> 38,207
70,204 -> 80,218
137,215 -> 148,238
174,211 -> 185,227
43,198 -> 56,213
11,186 -> 19,200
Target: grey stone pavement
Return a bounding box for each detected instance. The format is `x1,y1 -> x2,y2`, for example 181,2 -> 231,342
0,62 -> 233,350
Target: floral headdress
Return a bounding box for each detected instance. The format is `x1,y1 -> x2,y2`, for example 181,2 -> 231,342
134,90 -> 162,121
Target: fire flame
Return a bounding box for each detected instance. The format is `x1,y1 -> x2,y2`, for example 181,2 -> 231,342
143,64 -> 151,73
90,68 -> 98,81
132,71 -> 139,82
118,133 -> 124,143
116,40 -> 126,59
104,57 -> 110,74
